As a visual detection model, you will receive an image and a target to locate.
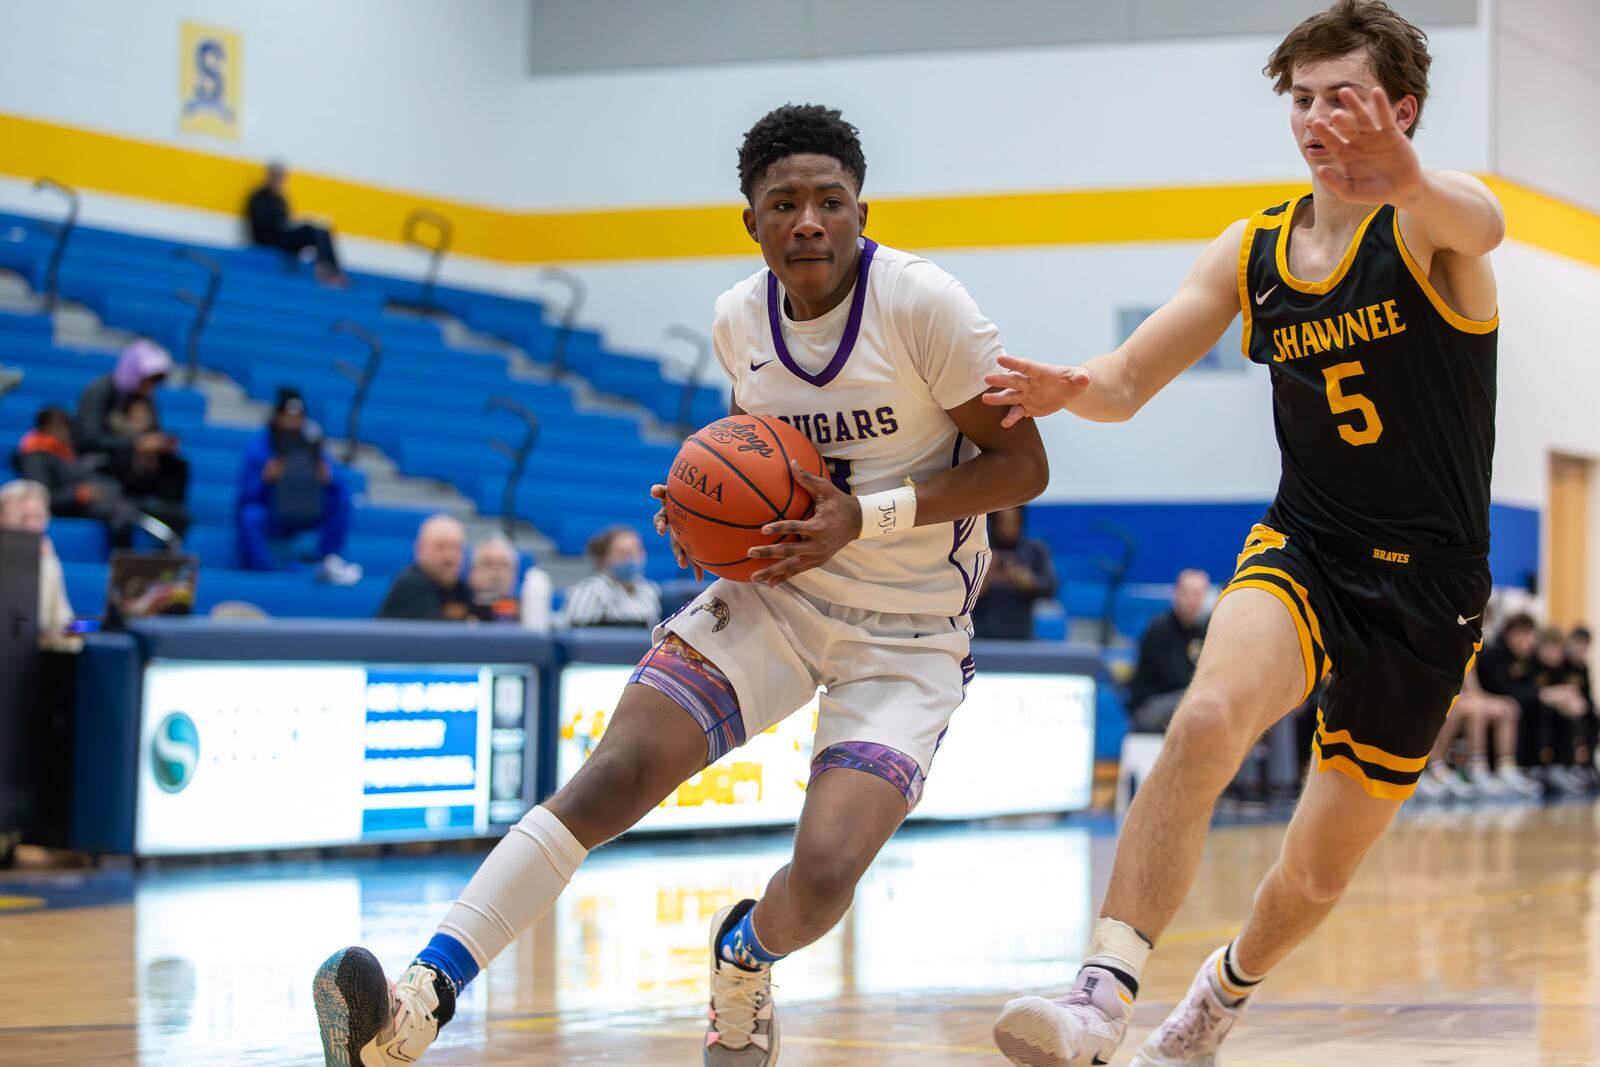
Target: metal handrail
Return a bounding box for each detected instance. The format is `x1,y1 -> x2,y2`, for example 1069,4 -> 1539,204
32,178 -> 79,310
486,396 -> 541,541
663,324 -> 713,434
173,249 -> 222,386
0,367 -> 23,403
401,208 -> 453,310
331,321 -> 384,465
1090,518 -> 1139,648
539,268 -> 585,376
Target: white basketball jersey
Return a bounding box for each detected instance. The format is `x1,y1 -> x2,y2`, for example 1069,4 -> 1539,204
712,238 -> 1001,616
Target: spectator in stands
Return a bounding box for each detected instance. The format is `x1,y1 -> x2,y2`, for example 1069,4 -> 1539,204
377,514 -> 485,621
12,405 -> 143,547
560,525 -> 660,628
1477,611 -> 1538,766
236,388 -> 362,584
73,339 -> 190,541
1127,568 -> 1211,733
468,535 -> 521,623
1527,627 -> 1594,793
463,534 -> 554,629
246,162 -> 347,286
1417,666 -> 1539,799
0,480 -> 80,651
1479,612 -> 1537,697
971,505 -> 1058,640
1572,626 -> 1597,783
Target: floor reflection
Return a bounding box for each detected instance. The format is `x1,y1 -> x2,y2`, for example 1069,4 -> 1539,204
4,801 -> 1598,1065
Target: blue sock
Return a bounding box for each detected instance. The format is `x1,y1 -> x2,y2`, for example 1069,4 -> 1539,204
719,907 -> 786,972
416,932 -> 480,995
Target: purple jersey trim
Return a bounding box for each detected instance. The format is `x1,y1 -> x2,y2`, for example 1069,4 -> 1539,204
765,238 -> 878,388
631,634 -> 746,763
945,432 -> 989,615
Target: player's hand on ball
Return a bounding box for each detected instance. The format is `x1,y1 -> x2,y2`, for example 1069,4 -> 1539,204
983,355 -> 1091,427
649,483 -> 704,582
747,462 -> 862,587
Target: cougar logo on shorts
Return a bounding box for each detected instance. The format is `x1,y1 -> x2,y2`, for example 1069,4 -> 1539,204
690,597 -> 731,632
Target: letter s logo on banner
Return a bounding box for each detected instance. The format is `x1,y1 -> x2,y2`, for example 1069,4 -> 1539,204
152,712 -> 200,794
179,22 -> 241,140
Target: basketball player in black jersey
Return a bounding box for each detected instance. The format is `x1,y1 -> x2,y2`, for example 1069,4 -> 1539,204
985,4 -> 1503,1064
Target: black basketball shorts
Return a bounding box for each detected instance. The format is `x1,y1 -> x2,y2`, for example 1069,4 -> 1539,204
1218,520 -> 1492,801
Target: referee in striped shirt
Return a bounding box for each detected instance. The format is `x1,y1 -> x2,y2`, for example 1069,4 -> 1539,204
560,525 -> 661,628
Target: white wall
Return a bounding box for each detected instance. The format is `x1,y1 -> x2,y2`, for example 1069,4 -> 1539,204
517,29 -> 1491,207
1492,242 -> 1600,509
1491,0 -> 1600,215
0,0 -> 525,202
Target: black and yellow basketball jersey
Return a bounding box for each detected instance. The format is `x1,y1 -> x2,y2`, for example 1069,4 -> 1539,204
1239,196 -> 1497,556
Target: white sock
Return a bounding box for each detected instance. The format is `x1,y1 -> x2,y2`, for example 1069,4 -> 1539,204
1210,940 -> 1265,1006
435,805 -> 589,968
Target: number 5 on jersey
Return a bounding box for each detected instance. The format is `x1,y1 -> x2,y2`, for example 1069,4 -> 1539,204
1323,361 -> 1384,446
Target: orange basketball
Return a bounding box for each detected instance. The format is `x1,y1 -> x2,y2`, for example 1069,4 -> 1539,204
664,413 -> 826,581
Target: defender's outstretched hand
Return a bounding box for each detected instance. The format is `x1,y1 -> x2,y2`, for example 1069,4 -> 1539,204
1309,86 -> 1424,207
982,355 -> 1092,427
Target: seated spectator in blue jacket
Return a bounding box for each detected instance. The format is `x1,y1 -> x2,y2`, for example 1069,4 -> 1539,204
236,388 -> 361,584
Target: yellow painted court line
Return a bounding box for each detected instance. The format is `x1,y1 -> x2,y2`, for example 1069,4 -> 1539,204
0,895 -> 44,915
3,112 -> 1598,268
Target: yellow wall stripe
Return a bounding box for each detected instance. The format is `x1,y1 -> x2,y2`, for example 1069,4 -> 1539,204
1482,176 -> 1600,272
3,111 -> 1599,268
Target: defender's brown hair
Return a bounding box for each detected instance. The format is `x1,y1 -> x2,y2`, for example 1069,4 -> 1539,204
1265,0 -> 1431,139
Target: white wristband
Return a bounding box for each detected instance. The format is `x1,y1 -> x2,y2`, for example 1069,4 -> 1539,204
857,485 -> 917,540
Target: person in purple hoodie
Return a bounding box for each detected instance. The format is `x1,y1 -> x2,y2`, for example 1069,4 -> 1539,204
73,338 -> 190,539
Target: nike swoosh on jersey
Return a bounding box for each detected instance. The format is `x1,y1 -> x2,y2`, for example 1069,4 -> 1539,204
750,359 -> 773,372
1458,612 -> 1482,625
1254,284 -> 1278,305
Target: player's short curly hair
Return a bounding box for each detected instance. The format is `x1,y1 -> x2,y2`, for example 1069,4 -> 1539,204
737,104 -> 867,203
1265,0 -> 1431,139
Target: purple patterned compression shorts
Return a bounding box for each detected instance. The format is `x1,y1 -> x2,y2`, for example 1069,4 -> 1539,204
631,634 -> 929,810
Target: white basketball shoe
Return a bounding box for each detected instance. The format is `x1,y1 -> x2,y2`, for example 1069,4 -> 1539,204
993,965 -> 1132,1065
704,901 -> 780,1065
313,947 -> 451,1066
1130,947 -> 1247,1067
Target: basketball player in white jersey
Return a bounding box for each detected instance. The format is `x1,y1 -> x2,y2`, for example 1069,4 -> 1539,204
312,103 -> 1048,1066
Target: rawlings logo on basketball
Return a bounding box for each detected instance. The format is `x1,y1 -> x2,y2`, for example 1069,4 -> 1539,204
671,458 -> 725,502
690,597 -> 731,632
706,420 -> 775,458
